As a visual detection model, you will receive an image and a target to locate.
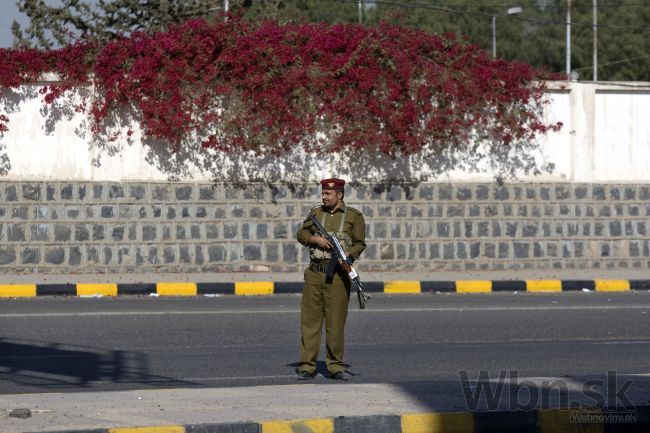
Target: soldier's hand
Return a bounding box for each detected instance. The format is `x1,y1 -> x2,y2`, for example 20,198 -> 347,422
311,236 -> 332,250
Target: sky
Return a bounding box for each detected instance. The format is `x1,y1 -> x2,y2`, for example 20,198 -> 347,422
1,0 -> 372,49
0,1 -> 29,48
0,0 -> 92,48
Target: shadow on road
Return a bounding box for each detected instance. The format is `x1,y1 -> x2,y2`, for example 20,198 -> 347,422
0,338 -> 196,391
393,372 -> 650,412
388,375 -> 650,430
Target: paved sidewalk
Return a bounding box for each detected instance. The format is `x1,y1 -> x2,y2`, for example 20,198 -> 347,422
3,376 -> 650,432
3,382 -> 453,432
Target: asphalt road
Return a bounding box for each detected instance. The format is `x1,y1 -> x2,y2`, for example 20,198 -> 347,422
2,292 -> 650,395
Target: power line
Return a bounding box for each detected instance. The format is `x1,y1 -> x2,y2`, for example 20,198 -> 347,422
570,52 -> 650,71
392,1 -> 650,9
349,0 -> 650,33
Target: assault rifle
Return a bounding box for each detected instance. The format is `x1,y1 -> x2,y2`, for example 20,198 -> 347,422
309,213 -> 370,309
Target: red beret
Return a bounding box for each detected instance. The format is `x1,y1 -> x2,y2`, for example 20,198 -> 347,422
320,178 -> 345,191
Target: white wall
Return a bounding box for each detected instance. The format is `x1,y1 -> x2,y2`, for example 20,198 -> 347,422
1,81 -> 649,182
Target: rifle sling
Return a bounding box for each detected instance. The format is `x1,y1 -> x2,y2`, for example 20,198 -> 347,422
326,256 -> 337,279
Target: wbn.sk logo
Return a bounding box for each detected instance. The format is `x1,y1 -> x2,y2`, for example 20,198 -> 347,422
459,370 -> 634,412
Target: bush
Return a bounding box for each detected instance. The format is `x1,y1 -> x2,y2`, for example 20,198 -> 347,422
0,15 -> 562,176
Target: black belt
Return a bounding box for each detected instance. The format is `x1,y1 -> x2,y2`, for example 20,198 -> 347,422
310,262 -> 329,273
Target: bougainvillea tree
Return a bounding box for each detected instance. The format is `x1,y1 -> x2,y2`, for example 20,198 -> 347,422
0,15 -> 562,180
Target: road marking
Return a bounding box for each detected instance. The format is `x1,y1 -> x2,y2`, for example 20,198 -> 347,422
595,280 -> 630,292
385,281 -> 421,294
77,283 -> 118,297
235,281 -> 274,296
82,375 -> 297,385
527,280 -> 562,292
261,417 -> 333,433
2,305 -> 650,318
402,412 -> 474,433
175,374 -> 296,381
456,281 -> 492,293
591,341 -> 650,345
538,408 -> 603,433
0,284 -> 37,297
109,427 -> 184,433
156,282 -> 197,296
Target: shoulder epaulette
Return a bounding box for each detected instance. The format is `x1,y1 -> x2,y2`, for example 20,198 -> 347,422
309,204 -> 322,216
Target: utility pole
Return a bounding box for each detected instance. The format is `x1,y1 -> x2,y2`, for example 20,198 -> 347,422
566,0 -> 571,76
593,0 -> 598,81
492,15 -> 497,58
358,0 -> 363,24
491,7 -> 522,59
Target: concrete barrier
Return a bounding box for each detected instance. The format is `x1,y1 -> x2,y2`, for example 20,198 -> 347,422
0,279 -> 648,298
24,406 -> 650,433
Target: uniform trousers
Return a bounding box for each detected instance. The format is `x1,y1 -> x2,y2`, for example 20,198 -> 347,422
299,266 -> 351,375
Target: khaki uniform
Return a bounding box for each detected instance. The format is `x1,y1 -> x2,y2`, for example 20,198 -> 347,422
296,203 -> 366,375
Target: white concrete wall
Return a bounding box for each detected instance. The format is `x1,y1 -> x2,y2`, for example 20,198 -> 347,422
1,81 -> 649,182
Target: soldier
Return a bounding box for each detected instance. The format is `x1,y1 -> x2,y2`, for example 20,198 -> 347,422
296,178 -> 366,381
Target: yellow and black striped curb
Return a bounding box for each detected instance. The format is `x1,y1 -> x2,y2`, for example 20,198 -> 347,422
1,279 -> 649,298
27,405 -> 650,433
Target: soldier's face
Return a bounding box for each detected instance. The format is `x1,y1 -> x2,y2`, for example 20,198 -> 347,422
321,190 -> 343,209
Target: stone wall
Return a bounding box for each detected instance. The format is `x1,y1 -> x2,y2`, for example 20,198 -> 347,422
0,181 -> 648,275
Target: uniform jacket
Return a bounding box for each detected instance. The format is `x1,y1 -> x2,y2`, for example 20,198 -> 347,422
297,203 -> 367,261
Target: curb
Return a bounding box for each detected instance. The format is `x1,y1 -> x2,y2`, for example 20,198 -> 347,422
24,406 -> 650,433
1,279 -> 649,298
